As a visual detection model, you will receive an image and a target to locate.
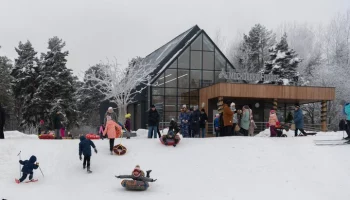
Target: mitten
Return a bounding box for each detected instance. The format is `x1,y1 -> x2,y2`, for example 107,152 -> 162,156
36,162 -> 39,166
79,155 -> 82,160
94,148 -> 98,154
115,175 -> 121,178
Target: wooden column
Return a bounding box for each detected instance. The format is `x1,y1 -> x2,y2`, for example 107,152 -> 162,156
218,97 -> 224,114
321,101 -> 327,132
273,98 -> 278,110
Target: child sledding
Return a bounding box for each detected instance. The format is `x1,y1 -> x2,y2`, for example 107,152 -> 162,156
115,165 -> 157,191
160,119 -> 181,147
15,155 -> 39,183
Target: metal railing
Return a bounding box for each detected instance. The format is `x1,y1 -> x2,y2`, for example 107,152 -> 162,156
157,121 -> 331,135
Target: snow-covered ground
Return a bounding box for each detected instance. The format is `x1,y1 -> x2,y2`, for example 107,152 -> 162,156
1,130 -> 349,200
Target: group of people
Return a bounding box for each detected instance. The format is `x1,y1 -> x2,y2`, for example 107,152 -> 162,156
214,102 -> 256,137
179,105 -> 208,138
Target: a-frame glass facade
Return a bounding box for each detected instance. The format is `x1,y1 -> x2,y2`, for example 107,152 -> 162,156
151,31 -> 234,122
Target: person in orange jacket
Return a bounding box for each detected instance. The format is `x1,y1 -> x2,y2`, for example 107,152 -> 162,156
103,116 -> 122,155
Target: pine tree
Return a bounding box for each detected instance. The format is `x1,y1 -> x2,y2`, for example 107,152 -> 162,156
239,24 -> 275,72
261,33 -> 302,85
76,64 -> 107,125
35,36 -> 78,129
0,47 -> 14,109
11,41 -> 40,127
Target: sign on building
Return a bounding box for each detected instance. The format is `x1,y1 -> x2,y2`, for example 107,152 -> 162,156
218,68 -> 279,82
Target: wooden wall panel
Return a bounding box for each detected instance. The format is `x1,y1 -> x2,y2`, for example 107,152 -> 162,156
200,83 -> 335,102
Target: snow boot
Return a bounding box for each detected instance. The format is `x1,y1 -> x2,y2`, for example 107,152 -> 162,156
127,137 -> 130,139
173,144 -> 176,147
87,167 -> 92,173
146,170 -> 152,178
83,165 -> 86,169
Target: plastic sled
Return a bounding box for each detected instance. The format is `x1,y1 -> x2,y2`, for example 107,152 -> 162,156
86,133 -> 100,140
160,134 -> 181,146
121,180 -> 149,191
38,134 -> 55,139
113,144 -> 127,155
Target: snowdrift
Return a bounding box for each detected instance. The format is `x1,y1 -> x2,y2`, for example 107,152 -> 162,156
4,131 -> 38,139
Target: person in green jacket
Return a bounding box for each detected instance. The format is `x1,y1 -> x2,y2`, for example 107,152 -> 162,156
240,105 -> 250,136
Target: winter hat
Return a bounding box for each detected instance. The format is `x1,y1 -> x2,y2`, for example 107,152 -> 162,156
215,114 -> 220,118
270,110 -> 276,114
182,104 -> 187,109
295,103 -> 300,108
151,104 -> 155,108
194,105 -> 198,110
134,165 -> 140,170
108,107 -> 113,110
125,113 -> 131,119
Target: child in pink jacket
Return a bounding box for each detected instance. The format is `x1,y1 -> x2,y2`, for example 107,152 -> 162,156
268,110 -> 279,137
103,116 -> 122,155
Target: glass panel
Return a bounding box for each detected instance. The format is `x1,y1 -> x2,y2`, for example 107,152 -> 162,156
165,69 -> 177,87
164,96 -> 177,111
165,88 -> 177,96
215,70 -> 226,83
152,87 -> 164,96
227,61 -> 235,70
178,48 -> 190,69
215,49 -> 226,70
152,96 -> 164,121
191,51 -> 202,70
153,73 -> 164,86
178,96 -> 189,108
190,70 -> 201,88
203,51 -> 214,70
169,60 -> 177,69
189,89 -> 199,96
178,69 -> 189,88
203,34 -> 214,51
191,34 -> 202,50
190,96 -> 199,108
165,112 -> 178,122
178,88 -> 189,96
202,71 -> 214,87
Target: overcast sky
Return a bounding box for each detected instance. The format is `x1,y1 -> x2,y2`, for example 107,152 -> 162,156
0,0 -> 349,77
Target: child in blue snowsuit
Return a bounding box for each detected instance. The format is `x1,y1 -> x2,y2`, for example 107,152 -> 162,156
16,155 -> 39,183
79,135 -> 98,173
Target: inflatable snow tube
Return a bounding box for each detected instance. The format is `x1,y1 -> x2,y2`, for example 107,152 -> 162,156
160,135 -> 181,146
86,134 -> 100,140
39,134 -> 55,139
121,180 -> 149,191
113,144 -> 127,155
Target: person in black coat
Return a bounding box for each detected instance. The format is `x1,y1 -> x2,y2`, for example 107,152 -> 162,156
15,155 -> 39,183
0,103 -> 5,139
79,135 -> 98,173
189,106 -> 201,138
52,111 -> 63,139
199,109 -> 208,138
148,105 -> 160,138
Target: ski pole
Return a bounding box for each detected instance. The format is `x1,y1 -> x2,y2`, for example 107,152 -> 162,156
38,166 -> 44,177
17,151 -> 21,177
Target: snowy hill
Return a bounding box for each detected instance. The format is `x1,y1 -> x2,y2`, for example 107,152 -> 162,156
1,130 -> 350,200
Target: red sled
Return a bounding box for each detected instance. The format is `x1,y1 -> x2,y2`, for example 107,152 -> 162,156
38,134 -> 55,139
160,135 -> 181,146
86,133 -> 100,140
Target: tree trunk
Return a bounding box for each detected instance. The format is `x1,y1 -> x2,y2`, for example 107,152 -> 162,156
118,104 -> 128,124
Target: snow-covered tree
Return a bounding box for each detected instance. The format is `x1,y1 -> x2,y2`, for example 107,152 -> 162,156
0,47 -> 14,110
34,36 -> 78,129
76,64 -> 107,125
84,58 -> 153,123
260,33 -> 302,85
11,40 -> 40,127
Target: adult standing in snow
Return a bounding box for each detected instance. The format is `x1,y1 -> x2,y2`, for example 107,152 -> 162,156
148,105 -> 160,138
240,105 -> 250,136
52,111 -> 63,139
199,109 -> 208,138
104,107 -> 118,125
0,103 -> 5,139
189,106 -> 201,137
103,116 -> 122,155
294,104 -> 307,137
179,105 -> 190,137
223,101 -> 233,137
